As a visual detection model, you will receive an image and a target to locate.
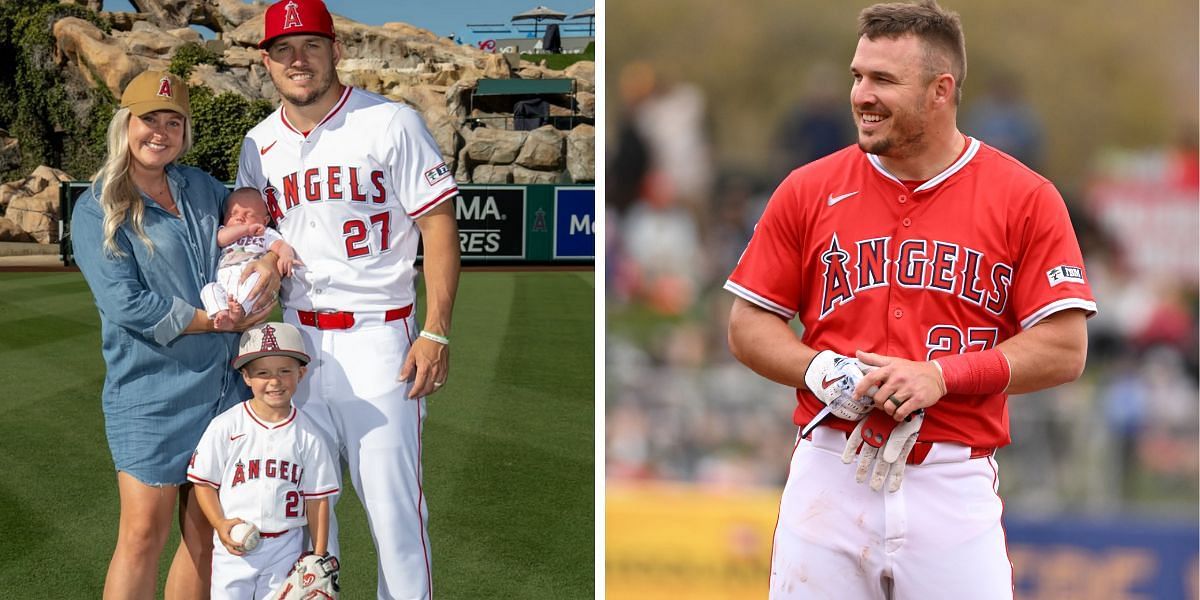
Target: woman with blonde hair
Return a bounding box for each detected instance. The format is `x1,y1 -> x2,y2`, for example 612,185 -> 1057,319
71,70 -> 280,599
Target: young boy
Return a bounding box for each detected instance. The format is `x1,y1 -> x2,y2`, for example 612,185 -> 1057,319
188,322 -> 340,599
200,188 -> 297,330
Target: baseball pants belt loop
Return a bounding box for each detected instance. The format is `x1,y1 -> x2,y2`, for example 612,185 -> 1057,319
805,425 -> 994,465
294,305 -> 413,330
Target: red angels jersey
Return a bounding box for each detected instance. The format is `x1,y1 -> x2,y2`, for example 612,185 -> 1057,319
236,86 -> 458,312
187,402 -> 340,534
726,138 -> 1097,448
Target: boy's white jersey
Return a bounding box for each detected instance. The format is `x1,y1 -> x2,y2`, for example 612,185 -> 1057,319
188,401 -> 340,534
235,86 -> 459,313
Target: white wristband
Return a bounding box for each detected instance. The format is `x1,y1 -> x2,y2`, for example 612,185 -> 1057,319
419,330 -> 449,345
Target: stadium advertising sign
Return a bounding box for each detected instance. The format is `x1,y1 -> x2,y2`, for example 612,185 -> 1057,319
553,187 -> 595,259
455,186 -> 525,259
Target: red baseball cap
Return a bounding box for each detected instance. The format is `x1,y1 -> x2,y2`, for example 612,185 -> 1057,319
258,0 -> 336,49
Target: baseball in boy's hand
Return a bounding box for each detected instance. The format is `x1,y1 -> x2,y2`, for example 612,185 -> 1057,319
231,522 -> 260,552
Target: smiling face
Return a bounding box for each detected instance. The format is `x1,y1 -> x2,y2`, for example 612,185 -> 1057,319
226,191 -> 270,227
849,34 -> 937,159
242,355 -> 306,415
262,35 -> 342,108
127,110 -> 185,170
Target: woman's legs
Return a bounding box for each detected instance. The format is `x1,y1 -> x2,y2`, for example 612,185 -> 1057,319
103,472 -> 179,599
104,476 -> 215,600
165,483 -> 214,600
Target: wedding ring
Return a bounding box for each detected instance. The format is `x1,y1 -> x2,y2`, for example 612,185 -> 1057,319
889,395 -> 903,408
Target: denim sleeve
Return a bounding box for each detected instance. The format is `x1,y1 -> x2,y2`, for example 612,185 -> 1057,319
71,197 -> 195,346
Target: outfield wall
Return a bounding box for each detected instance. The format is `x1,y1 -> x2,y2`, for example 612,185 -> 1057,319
606,483 -> 1200,599
58,183 -> 594,267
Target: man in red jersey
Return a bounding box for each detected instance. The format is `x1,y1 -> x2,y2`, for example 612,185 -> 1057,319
725,1 -> 1096,598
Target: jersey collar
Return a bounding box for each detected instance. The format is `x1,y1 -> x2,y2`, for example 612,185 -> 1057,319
242,401 -> 297,429
279,85 -> 353,138
867,136 -> 980,193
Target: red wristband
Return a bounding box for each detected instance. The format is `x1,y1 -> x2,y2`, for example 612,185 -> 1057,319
934,349 -> 1011,395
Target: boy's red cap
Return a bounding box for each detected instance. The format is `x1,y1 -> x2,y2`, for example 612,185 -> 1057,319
259,0 -> 335,50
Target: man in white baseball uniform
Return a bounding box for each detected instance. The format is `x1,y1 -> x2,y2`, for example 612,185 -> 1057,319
188,322 -> 341,599
235,1 -> 461,598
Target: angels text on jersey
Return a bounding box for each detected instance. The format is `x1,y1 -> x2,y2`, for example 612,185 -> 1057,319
262,165 -> 388,223
817,232 -> 1018,320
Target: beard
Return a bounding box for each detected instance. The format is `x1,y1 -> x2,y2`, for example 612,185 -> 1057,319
856,102 -> 927,158
274,68 -> 336,107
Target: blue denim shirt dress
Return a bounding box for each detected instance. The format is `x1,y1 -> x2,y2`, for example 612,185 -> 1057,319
72,164 -> 247,486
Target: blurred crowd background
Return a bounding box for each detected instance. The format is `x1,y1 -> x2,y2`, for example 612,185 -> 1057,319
605,0 -> 1199,520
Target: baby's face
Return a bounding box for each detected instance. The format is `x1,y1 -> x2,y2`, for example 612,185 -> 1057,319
226,193 -> 270,227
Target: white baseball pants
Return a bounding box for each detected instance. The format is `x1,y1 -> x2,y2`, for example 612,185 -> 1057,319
769,426 -> 1013,600
286,309 -> 431,600
210,528 -> 302,600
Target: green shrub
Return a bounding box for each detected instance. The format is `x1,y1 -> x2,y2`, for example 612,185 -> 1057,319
169,42 -> 222,79
0,0 -> 111,181
179,86 -> 274,181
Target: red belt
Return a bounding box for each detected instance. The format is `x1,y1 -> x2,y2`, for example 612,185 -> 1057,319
259,529 -> 290,538
295,305 -> 412,330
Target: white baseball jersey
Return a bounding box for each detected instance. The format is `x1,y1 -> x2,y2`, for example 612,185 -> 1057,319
235,86 -> 459,312
187,401 -> 339,534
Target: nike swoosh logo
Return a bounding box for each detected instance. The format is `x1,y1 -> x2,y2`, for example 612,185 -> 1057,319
259,141 -> 277,156
821,375 -> 845,389
827,191 -> 859,206
230,434 -> 246,441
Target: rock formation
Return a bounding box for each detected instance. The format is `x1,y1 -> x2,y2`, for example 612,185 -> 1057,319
0,166 -> 72,243
4,1 -> 595,245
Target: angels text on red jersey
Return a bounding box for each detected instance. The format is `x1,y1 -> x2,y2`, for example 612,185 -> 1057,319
818,233 -> 1012,320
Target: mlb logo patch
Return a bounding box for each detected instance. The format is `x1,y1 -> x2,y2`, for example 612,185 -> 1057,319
1046,265 -> 1086,287
424,163 -> 451,187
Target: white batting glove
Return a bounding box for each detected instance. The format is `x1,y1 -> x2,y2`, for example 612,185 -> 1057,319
803,350 -> 874,421
841,409 -> 925,492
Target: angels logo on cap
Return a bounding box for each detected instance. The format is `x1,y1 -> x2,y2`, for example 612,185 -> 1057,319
156,76 -> 173,98
283,0 -> 303,29
259,324 -> 281,351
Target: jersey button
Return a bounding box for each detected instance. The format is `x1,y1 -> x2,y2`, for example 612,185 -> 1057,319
310,221 -> 316,228
902,218 -> 912,227
894,308 -> 903,319
898,195 -> 907,204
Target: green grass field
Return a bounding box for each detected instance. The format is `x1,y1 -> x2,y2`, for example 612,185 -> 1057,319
0,270 -> 595,599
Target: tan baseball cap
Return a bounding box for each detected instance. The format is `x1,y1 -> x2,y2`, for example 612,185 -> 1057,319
120,70 -> 190,118
233,322 -> 311,369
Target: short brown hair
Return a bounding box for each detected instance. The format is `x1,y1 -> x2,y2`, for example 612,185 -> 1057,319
858,0 -> 967,104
